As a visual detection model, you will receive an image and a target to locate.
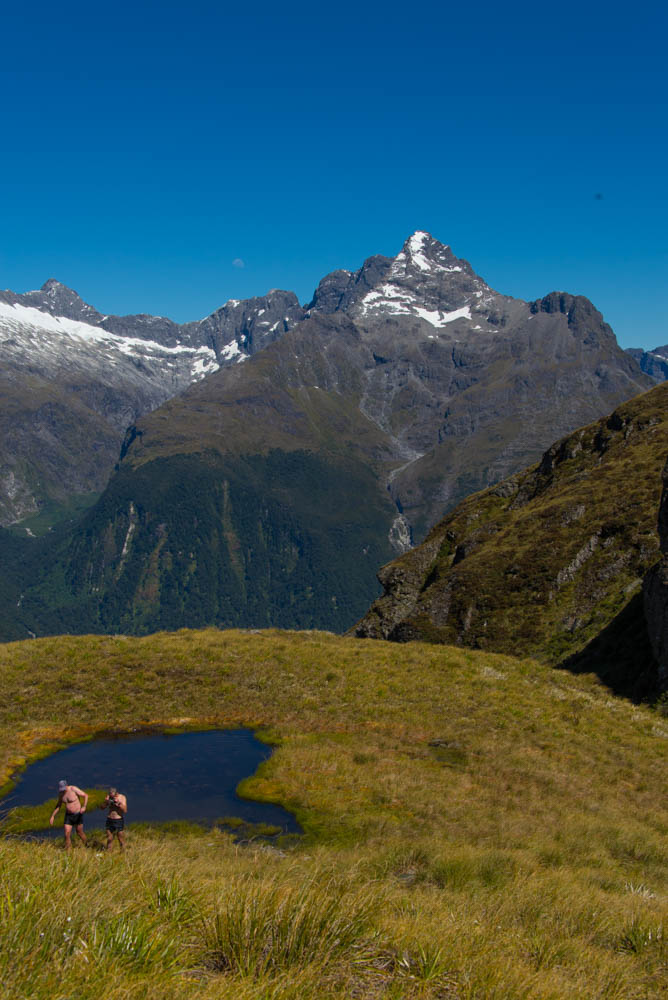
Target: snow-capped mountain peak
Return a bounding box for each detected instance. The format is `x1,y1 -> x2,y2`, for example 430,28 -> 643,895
350,231 -> 492,330
400,230 -> 455,272
394,230 -> 473,278
41,277 -> 68,294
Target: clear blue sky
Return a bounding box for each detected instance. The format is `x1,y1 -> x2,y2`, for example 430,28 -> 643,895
1,0 -> 666,348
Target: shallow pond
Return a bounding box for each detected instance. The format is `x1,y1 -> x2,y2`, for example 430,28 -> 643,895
1,729 -> 299,835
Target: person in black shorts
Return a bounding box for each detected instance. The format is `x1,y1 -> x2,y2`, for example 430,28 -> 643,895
103,787 -> 127,851
49,780 -> 88,850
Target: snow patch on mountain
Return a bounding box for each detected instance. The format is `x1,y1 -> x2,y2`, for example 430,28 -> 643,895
350,230 -> 489,330
220,339 -> 244,362
405,231 -> 456,274
0,300 -> 219,380
358,286 -> 473,328
0,301 -> 109,341
414,305 -> 472,326
357,282 -> 474,329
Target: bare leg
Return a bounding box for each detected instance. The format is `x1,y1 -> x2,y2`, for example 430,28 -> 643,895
106,829 -> 114,851
76,825 -> 87,847
64,824 -> 73,851
117,830 -> 126,852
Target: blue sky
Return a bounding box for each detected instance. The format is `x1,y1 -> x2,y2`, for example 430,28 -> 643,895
1,1 -> 666,348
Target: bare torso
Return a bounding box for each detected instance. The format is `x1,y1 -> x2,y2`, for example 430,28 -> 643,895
50,784 -> 87,842
107,793 -> 127,819
62,786 -> 84,816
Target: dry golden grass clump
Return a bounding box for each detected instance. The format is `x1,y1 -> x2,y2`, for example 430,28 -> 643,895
0,627 -> 666,998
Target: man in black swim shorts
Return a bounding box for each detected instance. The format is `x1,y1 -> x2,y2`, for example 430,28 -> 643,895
49,780 -> 88,850
103,787 -> 127,851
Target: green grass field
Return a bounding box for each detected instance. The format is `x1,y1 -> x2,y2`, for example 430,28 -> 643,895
0,628 -> 666,998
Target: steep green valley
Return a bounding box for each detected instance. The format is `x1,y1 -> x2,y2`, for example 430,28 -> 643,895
17,449 -> 395,636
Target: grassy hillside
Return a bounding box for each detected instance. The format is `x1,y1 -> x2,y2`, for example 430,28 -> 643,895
356,382 -> 668,695
0,629 -> 666,998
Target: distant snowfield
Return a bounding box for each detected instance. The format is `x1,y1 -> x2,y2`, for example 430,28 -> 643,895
0,300 -> 221,380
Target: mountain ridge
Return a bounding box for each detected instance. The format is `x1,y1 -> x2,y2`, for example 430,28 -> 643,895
1,232 -> 656,639
0,278 -> 306,524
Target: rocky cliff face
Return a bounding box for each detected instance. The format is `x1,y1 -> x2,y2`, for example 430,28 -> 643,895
643,460 -> 668,690
355,382 -> 668,695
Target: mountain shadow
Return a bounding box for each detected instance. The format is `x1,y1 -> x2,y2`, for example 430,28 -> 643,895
558,591 -> 660,702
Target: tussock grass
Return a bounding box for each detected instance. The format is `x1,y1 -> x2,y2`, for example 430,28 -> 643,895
0,628 -> 666,997
200,873 -> 378,976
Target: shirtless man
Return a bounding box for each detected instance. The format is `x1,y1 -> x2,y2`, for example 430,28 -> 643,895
49,780 -> 88,849
103,787 -> 127,851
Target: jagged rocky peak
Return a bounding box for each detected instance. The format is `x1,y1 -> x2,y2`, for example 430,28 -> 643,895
35,278 -> 103,320
530,291 -> 621,352
398,230 -> 468,274
215,287 -> 302,320
0,277 -> 103,324
309,230 -> 494,327
42,277 -> 75,296
348,231 -> 495,329
308,256 -> 393,314
307,269 -> 354,314
530,290 -> 602,324
196,288 -> 305,360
